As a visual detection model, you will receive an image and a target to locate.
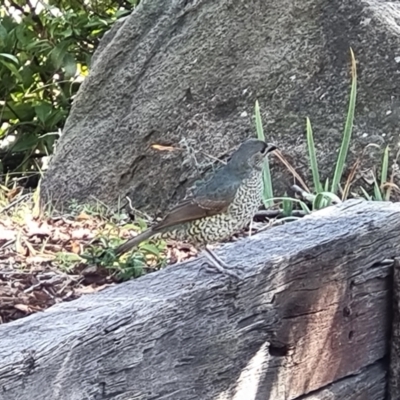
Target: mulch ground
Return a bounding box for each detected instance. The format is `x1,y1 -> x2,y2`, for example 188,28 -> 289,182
0,205 -> 276,325
1,212 -> 106,323
1,207 -> 269,324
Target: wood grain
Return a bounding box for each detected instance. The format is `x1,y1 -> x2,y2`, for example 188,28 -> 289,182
389,258 -> 400,399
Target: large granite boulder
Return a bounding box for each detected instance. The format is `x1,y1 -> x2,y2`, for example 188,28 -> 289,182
41,0 -> 400,214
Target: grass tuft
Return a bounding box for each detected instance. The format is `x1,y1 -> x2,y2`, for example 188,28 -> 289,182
258,48 -> 395,217
306,117 -> 322,193
255,100 -> 274,208
331,47 -> 357,194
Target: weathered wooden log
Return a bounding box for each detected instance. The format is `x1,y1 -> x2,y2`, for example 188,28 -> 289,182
302,362 -> 386,399
390,258 -> 400,399
0,200 -> 397,400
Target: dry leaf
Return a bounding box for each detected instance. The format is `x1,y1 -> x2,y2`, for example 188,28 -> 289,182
14,304 -> 31,313
74,284 -> 111,294
26,255 -> 56,264
76,212 -> 91,221
15,232 -> 26,255
23,238 -> 37,257
52,229 -> 71,242
0,229 -> 16,242
151,144 -> 177,151
6,187 -> 22,201
32,290 -> 51,302
71,241 -> 81,254
26,222 -> 51,238
71,228 -> 93,240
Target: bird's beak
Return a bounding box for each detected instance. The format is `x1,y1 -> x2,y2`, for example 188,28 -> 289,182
263,143 -> 278,155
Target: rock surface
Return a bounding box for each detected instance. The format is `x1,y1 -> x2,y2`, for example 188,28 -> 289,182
41,0 -> 400,213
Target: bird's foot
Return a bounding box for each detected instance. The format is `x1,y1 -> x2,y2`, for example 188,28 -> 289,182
202,262 -> 241,280
202,247 -> 241,280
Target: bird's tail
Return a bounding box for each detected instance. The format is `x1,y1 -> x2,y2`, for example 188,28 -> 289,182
115,228 -> 161,256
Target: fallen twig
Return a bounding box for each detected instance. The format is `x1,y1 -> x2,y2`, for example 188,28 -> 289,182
0,194 -> 30,214
254,210 -> 308,219
291,184 -> 316,203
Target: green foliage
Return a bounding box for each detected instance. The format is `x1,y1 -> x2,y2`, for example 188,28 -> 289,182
306,117 -> 322,193
311,191 -> 341,210
304,49 -> 394,205
259,49 -> 393,219
330,48 -> 357,194
270,196 -> 311,215
306,48 -> 356,201
360,145 -> 392,201
54,198 -> 168,280
55,251 -> 83,272
0,0 -> 138,179
254,100 -> 274,208
292,48 -> 358,210
282,194 -> 293,217
82,228 -> 167,281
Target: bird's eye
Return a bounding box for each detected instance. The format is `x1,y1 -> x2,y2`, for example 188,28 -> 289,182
260,145 -> 268,155
262,144 -> 277,155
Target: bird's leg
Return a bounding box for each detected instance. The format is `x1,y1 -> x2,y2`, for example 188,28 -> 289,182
203,245 -> 241,280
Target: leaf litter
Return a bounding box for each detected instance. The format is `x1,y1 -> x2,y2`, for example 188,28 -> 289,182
0,203 -> 278,325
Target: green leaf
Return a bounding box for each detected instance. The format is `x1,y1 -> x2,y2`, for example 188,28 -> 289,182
266,197 -> 311,214
15,24 -> 34,46
9,132 -> 39,153
0,60 -> 22,81
255,100 -> 265,141
62,27 -> 73,38
255,100 -> 274,207
63,53 -> 77,77
84,19 -> 109,28
282,195 -> 293,217
299,201 -> 311,214
35,103 -> 53,124
139,243 -> 161,256
0,53 -> 19,64
85,53 -> 92,67
49,21 -> 60,38
50,41 -> 70,69
135,219 -> 148,230
0,23 -> 10,47
331,48 -> 357,194
41,131 -> 59,150
45,109 -> 66,127
372,173 -> 382,201
20,66 -> 34,89
324,178 -> 330,191
306,117 -> 322,193
360,187 -> 371,201
313,193 -> 326,210
2,102 -> 36,121
25,40 -> 52,52
381,146 -> 389,187
115,9 -> 131,18
320,191 -> 341,204
0,16 -> 17,32
313,192 -> 341,210
0,23 -> 8,45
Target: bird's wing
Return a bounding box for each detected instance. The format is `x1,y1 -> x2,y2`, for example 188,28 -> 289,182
154,167 -> 241,231
153,199 -> 224,231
